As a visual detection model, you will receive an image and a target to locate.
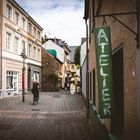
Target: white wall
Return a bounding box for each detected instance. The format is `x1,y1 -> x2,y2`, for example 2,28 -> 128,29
43,40 -> 64,63
80,41 -> 86,66
81,58 -> 87,98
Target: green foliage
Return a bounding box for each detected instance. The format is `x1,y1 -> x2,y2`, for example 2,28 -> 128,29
74,46 -> 80,65
76,64 -> 80,69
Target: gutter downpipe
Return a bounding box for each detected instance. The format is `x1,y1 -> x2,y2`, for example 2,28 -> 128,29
136,0 -> 140,138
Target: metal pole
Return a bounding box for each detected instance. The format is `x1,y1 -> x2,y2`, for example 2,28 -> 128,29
22,57 -> 25,102
21,45 -> 26,102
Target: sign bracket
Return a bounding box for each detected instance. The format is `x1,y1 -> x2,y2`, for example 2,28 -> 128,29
94,12 -> 137,35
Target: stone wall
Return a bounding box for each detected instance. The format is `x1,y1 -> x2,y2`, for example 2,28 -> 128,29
42,48 -> 62,91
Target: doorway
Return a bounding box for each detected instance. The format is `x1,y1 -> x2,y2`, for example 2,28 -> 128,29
111,45 -> 124,136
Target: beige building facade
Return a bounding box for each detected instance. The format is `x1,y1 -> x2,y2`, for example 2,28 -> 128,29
0,0 -> 43,97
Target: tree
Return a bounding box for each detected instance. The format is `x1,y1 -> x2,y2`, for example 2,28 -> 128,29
74,46 -> 80,66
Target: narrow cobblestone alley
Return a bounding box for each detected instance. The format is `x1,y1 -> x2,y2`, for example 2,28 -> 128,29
0,92 -> 94,140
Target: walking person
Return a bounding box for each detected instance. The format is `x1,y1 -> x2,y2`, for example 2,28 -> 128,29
31,81 -> 40,105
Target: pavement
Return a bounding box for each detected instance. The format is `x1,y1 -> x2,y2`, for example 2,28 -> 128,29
0,91 -> 95,140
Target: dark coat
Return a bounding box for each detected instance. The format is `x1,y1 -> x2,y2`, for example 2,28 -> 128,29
32,81 -> 39,96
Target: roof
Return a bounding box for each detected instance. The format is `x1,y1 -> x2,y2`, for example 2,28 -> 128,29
42,47 -> 63,64
42,40 -> 64,51
64,44 -> 70,52
47,49 -> 57,57
45,38 -> 70,51
81,38 -> 86,45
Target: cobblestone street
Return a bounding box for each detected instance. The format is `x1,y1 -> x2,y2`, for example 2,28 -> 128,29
0,91 -> 94,140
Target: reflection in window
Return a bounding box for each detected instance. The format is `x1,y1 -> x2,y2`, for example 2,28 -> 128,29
14,37 -> 19,53
38,48 -> 40,60
37,31 -> 40,40
33,27 -> 36,37
15,12 -> 19,25
22,17 -> 26,30
28,44 -> 32,58
22,40 -> 26,52
33,71 -> 39,83
33,46 -> 36,59
6,32 -> 11,50
28,23 -> 32,34
6,71 -> 13,89
6,4 -> 11,19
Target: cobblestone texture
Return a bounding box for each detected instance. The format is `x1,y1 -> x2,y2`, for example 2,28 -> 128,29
0,92 -> 94,140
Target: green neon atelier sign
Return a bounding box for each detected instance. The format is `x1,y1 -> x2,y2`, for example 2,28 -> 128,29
94,26 -> 113,118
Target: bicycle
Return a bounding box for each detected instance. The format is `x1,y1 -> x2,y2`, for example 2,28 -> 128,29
33,96 -> 39,105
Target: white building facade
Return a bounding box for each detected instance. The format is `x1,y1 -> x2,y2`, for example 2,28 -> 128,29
42,40 -> 64,63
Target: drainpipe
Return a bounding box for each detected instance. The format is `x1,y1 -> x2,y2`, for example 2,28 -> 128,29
0,1 -> 3,90
136,0 -> 140,138
84,18 -> 89,117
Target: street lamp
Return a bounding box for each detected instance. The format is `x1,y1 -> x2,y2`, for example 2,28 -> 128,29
20,46 -> 27,102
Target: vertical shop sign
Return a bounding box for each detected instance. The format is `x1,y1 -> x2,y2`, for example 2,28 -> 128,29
94,26 -> 113,118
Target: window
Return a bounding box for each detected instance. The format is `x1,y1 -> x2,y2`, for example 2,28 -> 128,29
6,71 -> 13,89
33,27 -> 36,37
6,71 -> 18,95
28,23 -> 32,34
6,32 -> 11,50
37,31 -> 40,40
22,40 -> 26,52
22,18 -> 26,30
28,44 -> 32,58
38,48 -> 40,60
15,12 -> 19,25
33,72 -> 39,83
14,37 -> 19,53
6,4 -> 11,19
33,46 -> 36,59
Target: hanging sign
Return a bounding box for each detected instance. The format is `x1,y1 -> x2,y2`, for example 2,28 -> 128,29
94,26 -> 113,118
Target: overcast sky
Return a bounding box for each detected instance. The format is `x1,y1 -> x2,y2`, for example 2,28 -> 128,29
15,0 -> 86,46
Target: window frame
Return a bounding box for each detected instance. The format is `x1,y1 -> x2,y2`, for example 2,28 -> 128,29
33,27 -> 36,37
33,46 -> 36,60
28,43 -> 32,58
6,32 -> 11,50
37,31 -> 40,40
22,17 -> 26,30
22,40 -> 26,53
14,36 -> 19,53
28,22 -> 32,34
38,48 -> 40,60
6,4 -> 12,19
15,11 -> 19,25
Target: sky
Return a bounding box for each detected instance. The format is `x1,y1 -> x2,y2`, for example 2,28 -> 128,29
15,0 -> 86,46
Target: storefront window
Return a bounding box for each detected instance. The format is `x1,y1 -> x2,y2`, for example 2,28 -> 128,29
6,71 -> 18,95
6,73 -> 13,89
